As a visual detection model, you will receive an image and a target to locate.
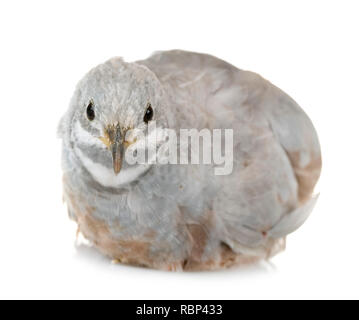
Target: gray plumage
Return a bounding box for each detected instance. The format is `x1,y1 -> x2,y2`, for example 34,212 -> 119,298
58,50 -> 321,271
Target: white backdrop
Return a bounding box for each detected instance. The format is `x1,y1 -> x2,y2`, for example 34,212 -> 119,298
0,0 -> 358,299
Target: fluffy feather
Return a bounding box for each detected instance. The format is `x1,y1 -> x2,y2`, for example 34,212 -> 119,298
59,50 -> 321,270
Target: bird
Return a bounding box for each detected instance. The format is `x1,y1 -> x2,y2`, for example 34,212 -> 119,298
58,50 -> 321,271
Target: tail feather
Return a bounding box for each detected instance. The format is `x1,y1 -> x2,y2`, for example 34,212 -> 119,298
268,194 -> 319,238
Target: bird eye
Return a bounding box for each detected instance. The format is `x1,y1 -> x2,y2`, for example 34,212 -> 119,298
143,103 -> 153,123
86,100 -> 95,121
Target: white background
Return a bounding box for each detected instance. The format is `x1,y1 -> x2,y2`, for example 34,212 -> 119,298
0,0 -> 358,299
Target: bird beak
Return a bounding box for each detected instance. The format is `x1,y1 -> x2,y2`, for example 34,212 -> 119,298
99,124 -> 125,175
111,139 -> 124,175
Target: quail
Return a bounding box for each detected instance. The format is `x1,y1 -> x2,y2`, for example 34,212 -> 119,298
58,50 -> 321,271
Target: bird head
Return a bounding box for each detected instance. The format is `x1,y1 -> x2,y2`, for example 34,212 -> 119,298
67,57 -> 170,186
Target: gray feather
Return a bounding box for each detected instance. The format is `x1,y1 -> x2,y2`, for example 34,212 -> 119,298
59,50 -> 322,270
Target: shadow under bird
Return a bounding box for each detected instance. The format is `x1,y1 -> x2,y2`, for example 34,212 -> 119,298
58,50 -> 321,271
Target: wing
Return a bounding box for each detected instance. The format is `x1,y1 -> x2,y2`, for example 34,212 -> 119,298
264,82 -> 322,203
215,71 -> 322,256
